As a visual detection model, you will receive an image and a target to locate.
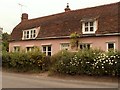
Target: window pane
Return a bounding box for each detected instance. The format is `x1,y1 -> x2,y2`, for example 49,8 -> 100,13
26,47 -> 34,52
87,44 -> 90,49
14,47 -> 20,52
42,46 -> 51,56
43,47 -> 46,51
80,44 -> 90,50
31,30 -> 33,34
31,30 -> 33,38
85,22 -> 88,26
61,43 -> 69,50
108,43 -> 114,49
83,44 -> 86,48
48,52 -> 51,56
48,46 -> 51,51
26,47 -> 30,51
27,31 -> 29,38
34,30 -> 36,33
90,22 -> 93,26
90,27 -> 93,31
33,30 -> 36,37
85,27 -> 88,32
80,44 -> 83,49
27,31 -> 29,34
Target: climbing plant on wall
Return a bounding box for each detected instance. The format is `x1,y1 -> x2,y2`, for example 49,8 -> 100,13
70,32 -> 80,50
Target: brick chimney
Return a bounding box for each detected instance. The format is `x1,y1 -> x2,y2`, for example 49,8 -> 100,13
21,13 -> 28,21
64,3 -> 71,12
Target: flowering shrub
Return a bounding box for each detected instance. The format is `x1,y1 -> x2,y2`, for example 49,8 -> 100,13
51,49 -> 120,76
92,52 -> 120,76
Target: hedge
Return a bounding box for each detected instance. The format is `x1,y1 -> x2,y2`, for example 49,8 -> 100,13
2,49 -> 120,76
2,50 -> 51,72
51,49 -> 120,76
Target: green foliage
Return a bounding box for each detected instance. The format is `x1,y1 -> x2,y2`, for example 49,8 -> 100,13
2,51 -> 11,68
2,50 -> 51,72
50,50 -> 75,74
51,49 -> 120,76
3,47 -> 120,76
2,32 -> 10,52
70,32 -> 80,39
2,32 -> 10,41
70,32 -> 80,49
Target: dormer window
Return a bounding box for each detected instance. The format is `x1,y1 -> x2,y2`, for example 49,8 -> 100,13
85,22 -> 94,32
22,29 -> 36,40
81,19 -> 98,34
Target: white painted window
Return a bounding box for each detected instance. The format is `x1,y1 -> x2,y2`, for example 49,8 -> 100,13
106,42 -> 115,51
82,20 -> 97,34
23,29 -> 36,39
26,47 -> 34,52
79,43 -> 91,50
60,43 -> 70,50
14,46 -> 20,52
42,45 -> 52,56
30,30 -> 36,38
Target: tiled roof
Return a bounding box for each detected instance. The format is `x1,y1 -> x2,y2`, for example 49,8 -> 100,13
11,2 -> 120,41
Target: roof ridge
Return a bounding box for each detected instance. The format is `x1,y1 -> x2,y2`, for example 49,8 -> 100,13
72,1 -> 119,12
27,1 -> 119,21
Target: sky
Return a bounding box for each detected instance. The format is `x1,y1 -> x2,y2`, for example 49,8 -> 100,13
0,0 -> 119,34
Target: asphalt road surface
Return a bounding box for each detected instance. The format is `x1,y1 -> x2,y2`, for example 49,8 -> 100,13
2,71 -> 119,88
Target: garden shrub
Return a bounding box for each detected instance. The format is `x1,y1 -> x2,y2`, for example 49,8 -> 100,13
51,49 -> 120,76
2,51 -> 11,68
2,48 -> 120,76
2,49 -> 51,72
50,50 -> 75,74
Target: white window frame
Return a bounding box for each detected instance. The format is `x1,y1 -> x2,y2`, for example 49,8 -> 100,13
13,46 -> 20,52
60,43 -> 70,50
79,43 -> 92,50
22,29 -> 36,40
26,47 -> 34,52
82,20 -> 98,34
106,42 -> 115,51
42,45 -> 52,56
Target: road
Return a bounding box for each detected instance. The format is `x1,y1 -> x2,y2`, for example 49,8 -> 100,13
2,71 -> 119,88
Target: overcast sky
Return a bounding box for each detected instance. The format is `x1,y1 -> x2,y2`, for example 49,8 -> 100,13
0,0 -> 119,34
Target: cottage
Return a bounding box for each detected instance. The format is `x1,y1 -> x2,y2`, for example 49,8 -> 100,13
9,2 -> 120,56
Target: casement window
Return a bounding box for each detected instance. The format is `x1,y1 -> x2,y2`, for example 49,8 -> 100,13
60,43 -> 70,50
107,42 -> 115,51
23,29 -> 36,39
42,45 -> 52,56
13,46 -> 20,52
82,20 -> 97,34
26,47 -> 34,52
30,30 -> 36,38
79,43 -> 91,50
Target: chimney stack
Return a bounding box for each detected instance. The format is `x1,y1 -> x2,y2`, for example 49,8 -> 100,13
21,13 -> 28,21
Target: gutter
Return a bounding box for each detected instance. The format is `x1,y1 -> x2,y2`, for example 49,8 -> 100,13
9,33 -> 120,42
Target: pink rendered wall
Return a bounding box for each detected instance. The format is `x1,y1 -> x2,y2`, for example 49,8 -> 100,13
79,36 -> 119,51
9,36 -> 120,55
9,39 -> 70,55
118,36 -> 120,51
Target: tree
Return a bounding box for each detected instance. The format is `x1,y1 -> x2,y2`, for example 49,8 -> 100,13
2,32 -> 10,52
